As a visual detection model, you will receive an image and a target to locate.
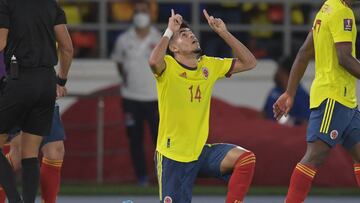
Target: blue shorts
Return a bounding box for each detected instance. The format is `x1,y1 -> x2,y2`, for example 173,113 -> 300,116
155,143 -> 235,203
9,104 -> 66,146
307,98 -> 360,150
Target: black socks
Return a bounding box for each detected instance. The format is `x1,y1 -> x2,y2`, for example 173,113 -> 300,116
21,158 -> 39,203
0,150 -> 22,203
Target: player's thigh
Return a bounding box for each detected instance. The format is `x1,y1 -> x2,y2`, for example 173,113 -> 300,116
155,152 -> 198,203
343,109 -> 360,162
197,143 -> 238,181
300,140 -> 331,167
9,133 -> 22,170
21,132 -> 43,159
347,143 -> 360,163
307,99 -> 353,150
41,105 -> 66,160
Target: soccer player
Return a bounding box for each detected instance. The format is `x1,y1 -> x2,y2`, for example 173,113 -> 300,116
0,103 -> 65,203
148,9 -> 257,203
273,0 -> 360,202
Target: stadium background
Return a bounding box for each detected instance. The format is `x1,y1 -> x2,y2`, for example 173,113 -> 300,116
53,0 -> 360,200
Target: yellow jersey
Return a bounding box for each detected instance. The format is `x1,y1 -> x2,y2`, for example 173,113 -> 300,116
155,55 -> 234,162
311,0 -> 357,109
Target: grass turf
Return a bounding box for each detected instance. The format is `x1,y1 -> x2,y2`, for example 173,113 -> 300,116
59,184 -> 360,196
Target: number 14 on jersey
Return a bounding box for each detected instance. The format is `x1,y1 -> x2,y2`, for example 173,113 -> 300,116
189,85 -> 201,102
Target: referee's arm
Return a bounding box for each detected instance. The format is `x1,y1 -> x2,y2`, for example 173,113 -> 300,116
0,28 -> 8,51
54,24 -> 73,80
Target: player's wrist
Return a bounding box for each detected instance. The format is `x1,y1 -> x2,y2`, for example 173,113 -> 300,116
56,75 -> 67,87
163,28 -> 173,39
285,90 -> 295,98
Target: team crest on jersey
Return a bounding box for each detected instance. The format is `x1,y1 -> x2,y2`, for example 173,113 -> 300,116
330,130 -> 338,140
179,72 -> 187,78
344,19 -> 353,31
164,196 -> 172,203
202,67 -> 209,80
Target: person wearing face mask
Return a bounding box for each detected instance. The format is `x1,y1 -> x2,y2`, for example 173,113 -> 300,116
262,55 -> 310,126
111,0 -> 160,186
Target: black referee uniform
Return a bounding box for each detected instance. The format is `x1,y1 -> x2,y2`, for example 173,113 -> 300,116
0,0 -> 67,202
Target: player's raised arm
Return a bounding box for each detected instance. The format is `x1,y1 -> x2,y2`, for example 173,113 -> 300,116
273,31 -> 314,120
336,42 -> 360,79
148,9 -> 182,76
203,9 -> 257,74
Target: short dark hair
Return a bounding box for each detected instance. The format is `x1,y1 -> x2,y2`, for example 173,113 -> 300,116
166,21 -> 191,57
277,55 -> 295,74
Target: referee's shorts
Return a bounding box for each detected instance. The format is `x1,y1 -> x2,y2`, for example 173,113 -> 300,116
0,67 -> 56,137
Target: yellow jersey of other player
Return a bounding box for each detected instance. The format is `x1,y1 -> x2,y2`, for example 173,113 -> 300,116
311,0 -> 357,109
155,54 -> 234,162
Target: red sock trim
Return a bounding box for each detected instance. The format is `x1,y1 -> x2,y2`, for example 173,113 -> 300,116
354,163 -> 360,187
226,151 -> 256,203
285,163 -> 318,203
40,158 -> 63,203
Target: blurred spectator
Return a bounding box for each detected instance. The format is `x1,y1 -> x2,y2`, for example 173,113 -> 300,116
71,31 -> 98,58
61,3 -> 82,25
111,0 -> 160,186
110,0 -> 158,22
245,3 -> 283,59
291,5 -> 305,25
60,1 -> 98,24
263,56 -> 310,126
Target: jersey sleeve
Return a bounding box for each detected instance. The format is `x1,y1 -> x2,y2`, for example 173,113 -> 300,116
54,2 -> 67,25
111,36 -> 125,63
328,8 -> 354,43
206,56 -> 235,79
0,0 -> 9,29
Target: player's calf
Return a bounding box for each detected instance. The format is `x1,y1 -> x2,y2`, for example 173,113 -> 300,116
225,149 -> 256,203
285,140 -> 330,203
40,141 -> 65,203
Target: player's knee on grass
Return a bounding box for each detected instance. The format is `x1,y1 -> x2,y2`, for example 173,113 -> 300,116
42,141 -> 65,160
220,146 -> 255,174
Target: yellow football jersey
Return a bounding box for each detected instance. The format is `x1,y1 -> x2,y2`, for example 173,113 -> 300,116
155,55 -> 234,162
311,0 -> 357,109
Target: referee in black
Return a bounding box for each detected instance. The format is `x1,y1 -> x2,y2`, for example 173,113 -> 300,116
0,0 -> 73,202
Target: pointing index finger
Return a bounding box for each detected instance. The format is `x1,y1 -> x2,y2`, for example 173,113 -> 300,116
171,9 -> 175,17
203,9 -> 210,21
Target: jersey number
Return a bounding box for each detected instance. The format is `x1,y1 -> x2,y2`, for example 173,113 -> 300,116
189,85 -> 201,102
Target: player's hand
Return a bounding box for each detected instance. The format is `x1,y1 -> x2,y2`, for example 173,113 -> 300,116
168,9 -> 182,33
273,92 -> 294,121
56,84 -> 67,99
203,9 -> 227,35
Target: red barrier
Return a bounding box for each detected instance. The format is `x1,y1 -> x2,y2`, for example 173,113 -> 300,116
62,86 -> 357,187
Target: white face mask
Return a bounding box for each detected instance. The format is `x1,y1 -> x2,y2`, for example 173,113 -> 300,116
133,13 -> 150,28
